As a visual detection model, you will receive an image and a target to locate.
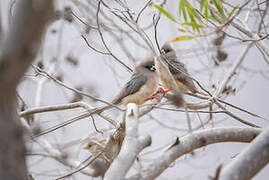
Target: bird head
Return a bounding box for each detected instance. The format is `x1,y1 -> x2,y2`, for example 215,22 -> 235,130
161,41 -> 174,54
135,54 -> 156,73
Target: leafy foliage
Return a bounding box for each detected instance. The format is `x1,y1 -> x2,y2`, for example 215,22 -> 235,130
170,35 -> 195,42
154,0 -> 238,40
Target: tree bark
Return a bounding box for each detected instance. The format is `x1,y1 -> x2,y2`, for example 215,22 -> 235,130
0,99 -> 28,180
0,0 -> 53,179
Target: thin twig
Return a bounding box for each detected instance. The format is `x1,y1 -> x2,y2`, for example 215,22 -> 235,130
136,0 -> 152,23
215,101 -> 260,128
55,152 -> 102,180
32,65 -> 122,111
96,0 -> 133,72
81,35 -> 110,55
90,115 -> 104,134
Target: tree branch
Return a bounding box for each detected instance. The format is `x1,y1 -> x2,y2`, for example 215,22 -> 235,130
19,101 -> 94,117
127,127 -> 261,180
214,43 -> 253,96
0,1 -> 53,179
0,0 -> 53,99
104,103 -> 151,180
219,127 -> 269,180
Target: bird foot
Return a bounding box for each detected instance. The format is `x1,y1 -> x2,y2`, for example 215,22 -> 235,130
145,88 -> 172,101
156,87 -> 172,95
145,94 -> 160,101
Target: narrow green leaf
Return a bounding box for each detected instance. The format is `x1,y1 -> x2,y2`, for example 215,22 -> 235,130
207,15 -> 218,22
187,7 -> 195,22
204,1 -> 209,21
170,35 -> 195,42
183,22 -> 204,28
212,0 -> 225,17
228,5 -> 238,18
177,28 -> 186,32
182,8 -> 188,21
209,7 -> 222,23
153,4 -> 178,23
191,7 -> 202,22
179,0 -> 184,16
180,0 -> 188,21
200,0 -> 206,12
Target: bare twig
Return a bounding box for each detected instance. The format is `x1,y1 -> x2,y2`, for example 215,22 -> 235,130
96,0 -> 133,72
136,0 -> 152,23
32,65 -> 122,111
55,153 -> 102,180
215,101 -> 260,128
215,43 -> 253,96
81,35 -> 110,55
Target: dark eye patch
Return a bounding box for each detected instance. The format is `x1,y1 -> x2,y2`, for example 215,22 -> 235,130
161,48 -> 169,54
145,65 -> 156,71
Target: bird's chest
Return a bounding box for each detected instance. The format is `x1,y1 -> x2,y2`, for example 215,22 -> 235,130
122,77 -> 157,106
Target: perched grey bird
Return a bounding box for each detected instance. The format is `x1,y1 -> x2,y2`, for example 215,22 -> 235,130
33,52 -> 159,138
111,53 -> 158,106
158,41 -> 201,95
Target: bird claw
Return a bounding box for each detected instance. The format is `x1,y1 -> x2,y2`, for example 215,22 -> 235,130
145,88 -> 172,101
145,94 -> 161,101
156,87 -> 172,95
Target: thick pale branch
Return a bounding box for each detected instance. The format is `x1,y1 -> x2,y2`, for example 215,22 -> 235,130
127,127 -> 261,180
219,127 -> 269,180
104,103 -> 151,180
19,101 -> 91,117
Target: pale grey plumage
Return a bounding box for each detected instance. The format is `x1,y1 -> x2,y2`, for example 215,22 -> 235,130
112,54 -> 158,106
160,41 -> 197,94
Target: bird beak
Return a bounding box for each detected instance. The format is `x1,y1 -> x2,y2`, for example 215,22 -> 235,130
150,65 -> 156,71
160,49 -> 166,54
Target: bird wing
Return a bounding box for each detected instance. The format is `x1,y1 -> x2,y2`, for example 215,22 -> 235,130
169,60 -> 197,92
112,73 -> 147,105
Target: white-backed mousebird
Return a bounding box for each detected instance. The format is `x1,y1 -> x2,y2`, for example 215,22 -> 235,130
110,53 -> 158,106
158,41 -> 204,95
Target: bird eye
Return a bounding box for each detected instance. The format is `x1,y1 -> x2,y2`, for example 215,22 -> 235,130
149,65 -> 156,71
161,48 -> 169,54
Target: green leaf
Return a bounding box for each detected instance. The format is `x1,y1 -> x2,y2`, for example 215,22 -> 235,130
209,7 -> 222,23
179,0 -> 184,16
182,7 -> 188,21
204,1 -> 209,21
177,28 -> 186,32
191,7 -> 202,22
187,7 -> 195,22
200,0 -> 206,12
212,0 -> 225,17
170,35 -> 195,42
228,5 -> 238,18
183,22 -> 204,29
153,4 -> 178,23
179,0 -> 188,21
